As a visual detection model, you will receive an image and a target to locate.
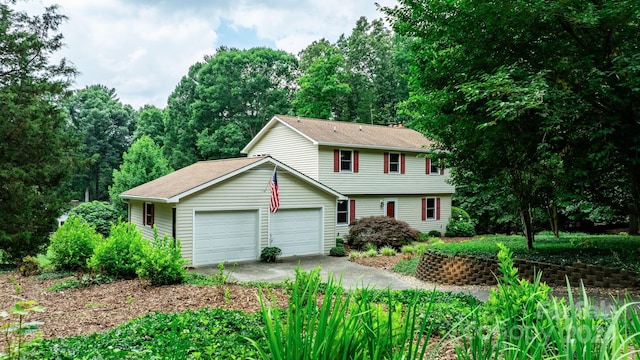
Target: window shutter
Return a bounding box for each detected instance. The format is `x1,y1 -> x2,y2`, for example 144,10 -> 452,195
353,151 -> 359,173
421,198 -> 426,221
400,154 -> 406,174
349,199 -> 356,223
334,149 -> 339,172
142,203 -> 147,226
426,158 -> 431,174
149,204 -> 155,226
436,198 -> 441,220
383,153 -> 389,173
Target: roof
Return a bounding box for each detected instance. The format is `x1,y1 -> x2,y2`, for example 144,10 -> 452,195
120,156 -> 345,203
242,114 -> 434,153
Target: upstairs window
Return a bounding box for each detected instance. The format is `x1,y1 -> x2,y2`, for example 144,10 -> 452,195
334,149 -> 359,172
426,158 -> 445,175
389,153 -> 400,173
340,150 -> 352,172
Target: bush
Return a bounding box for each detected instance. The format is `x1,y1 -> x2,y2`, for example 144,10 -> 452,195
18,255 -> 41,276
329,246 -> 346,257
260,247 -> 282,263
365,249 -> 378,257
445,220 -> 475,237
427,230 -> 442,238
401,245 -> 415,255
68,201 -> 120,237
137,227 -> 187,286
450,206 -> 471,223
89,222 -> 148,279
48,215 -> 102,271
348,251 -> 365,259
380,246 -> 397,256
346,216 -> 418,250
335,238 -> 344,246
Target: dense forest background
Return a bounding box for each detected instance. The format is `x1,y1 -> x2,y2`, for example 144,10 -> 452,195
1,1 -> 638,260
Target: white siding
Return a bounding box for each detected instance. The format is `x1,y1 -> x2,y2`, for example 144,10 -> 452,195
128,201 -> 174,241
246,123 -> 319,179
318,147 -> 455,195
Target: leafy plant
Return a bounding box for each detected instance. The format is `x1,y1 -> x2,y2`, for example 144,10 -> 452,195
427,230 -> 442,238
362,242 -> 377,252
68,201 -> 120,237
392,257 -> 420,275
348,251 -> 365,260
260,247 -> 282,263
137,227 -> 187,286
88,222 -> 148,279
451,206 -> 472,222
46,273 -> 112,292
445,220 -> 475,237
1,300 -> 45,360
379,246 -> 397,256
18,256 -> 41,277
401,245 -> 415,255
346,216 -> 418,249
329,246 -> 346,257
365,249 -> 378,257
48,215 -> 102,271
335,237 -> 344,246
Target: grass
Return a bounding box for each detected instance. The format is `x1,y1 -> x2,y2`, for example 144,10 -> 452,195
392,257 -> 420,275
429,233 -> 640,270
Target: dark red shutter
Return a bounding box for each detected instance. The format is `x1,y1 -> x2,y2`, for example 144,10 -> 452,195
349,199 -> 356,223
383,153 -> 389,173
142,203 -> 147,226
436,198 -> 441,220
426,158 -> 431,174
421,198 -> 426,221
400,154 -> 406,174
149,204 -> 155,226
334,149 -> 339,172
353,151 -> 359,173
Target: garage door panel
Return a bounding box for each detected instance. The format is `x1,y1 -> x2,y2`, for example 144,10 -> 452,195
194,210 -> 258,265
270,208 -> 322,257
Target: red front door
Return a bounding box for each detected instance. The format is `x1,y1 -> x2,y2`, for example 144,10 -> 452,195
386,201 -> 395,218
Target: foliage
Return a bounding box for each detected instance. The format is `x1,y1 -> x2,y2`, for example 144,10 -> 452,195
68,201 -> 119,237
260,247 -> 282,263
109,136 -> 172,216
17,256 -> 41,277
401,245 -> 415,254
137,227 -> 187,286
88,222 -> 148,279
379,246 -> 397,256
0,3 -> 78,263
1,300 -> 45,360
184,263 -> 237,286
365,249 -> 378,257
445,220 -> 476,237
329,246 -> 346,257
48,215 -> 102,271
133,104 -> 165,146
392,257 -> 420,275
335,237 -> 344,246
34,271 -> 74,281
346,216 -> 418,250
46,273 -> 112,292
27,308 -> 266,359
348,251 -> 365,260
427,230 -> 441,238
451,206 -> 471,223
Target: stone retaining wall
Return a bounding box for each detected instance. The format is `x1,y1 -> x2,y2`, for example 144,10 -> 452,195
415,252 -> 639,288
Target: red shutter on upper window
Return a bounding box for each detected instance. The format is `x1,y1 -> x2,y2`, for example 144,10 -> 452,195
421,198 -> 426,221
426,158 -> 431,174
436,198 -> 441,220
142,203 -> 147,226
400,154 -> 406,174
349,199 -> 356,223
383,153 -> 389,173
334,149 -> 339,172
353,151 -> 359,173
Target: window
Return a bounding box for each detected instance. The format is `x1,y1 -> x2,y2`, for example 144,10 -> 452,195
340,150 -> 352,172
426,158 -> 444,175
143,203 -> 155,226
334,149 -> 359,172
337,200 -> 349,224
425,198 -> 436,220
430,161 -> 439,174
388,153 -> 400,173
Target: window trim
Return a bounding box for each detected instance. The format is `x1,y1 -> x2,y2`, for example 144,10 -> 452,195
144,202 -> 155,226
388,152 -> 401,174
425,197 -> 436,220
340,149 -> 353,172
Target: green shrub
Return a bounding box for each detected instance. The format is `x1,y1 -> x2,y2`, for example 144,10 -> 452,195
260,247 -> 282,263
445,220 -> 475,237
427,230 -> 442,238
401,245 -> 415,255
88,222 -> 148,279
346,216 -> 418,250
137,227 -> 187,286
335,237 -> 344,246
46,273 -> 112,292
365,249 -> 378,257
49,215 -> 102,271
68,201 -> 120,237
380,246 -> 397,256
451,206 -> 471,223
414,243 -> 430,256
362,242 -> 377,252
392,257 -> 420,275
329,246 -> 346,257
18,256 -> 41,276
348,251 -> 365,259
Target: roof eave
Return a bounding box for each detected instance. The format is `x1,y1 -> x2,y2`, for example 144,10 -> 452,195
317,142 -> 433,153
119,195 -> 176,204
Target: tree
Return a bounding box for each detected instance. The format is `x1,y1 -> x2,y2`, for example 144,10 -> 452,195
134,104 -> 165,147
385,0 -> 640,246
0,3 -> 77,261
64,85 -> 136,201
109,136 -> 172,216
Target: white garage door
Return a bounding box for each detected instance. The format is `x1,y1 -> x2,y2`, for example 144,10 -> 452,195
193,210 -> 258,265
270,208 -> 322,257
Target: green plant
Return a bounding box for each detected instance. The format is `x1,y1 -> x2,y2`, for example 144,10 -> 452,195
1,300 -> 44,360
137,227 -> 187,286
379,246 -> 397,256
445,220 -> 475,237
88,222 -> 148,279
46,272 -> 112,292
335,237 -> 344,246
365,249 -> 378,257
18,256 -> 41,277
48,215 -> 102,272
427,230 -> 442,238
260,247 -> 282,263
346,216 -> 419,250
348,251 -> 365,260
414,243 -> 430,256
451,206 -> 471,222
401,245 -> 415,255
362,242 -> 377,252
329,246 -> 346,257
392,257 -> 420,275
68,201 -> 120,237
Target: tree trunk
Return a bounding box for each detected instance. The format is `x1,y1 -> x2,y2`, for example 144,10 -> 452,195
629,208 -> 639,235
520,205 -> 535,250
546,203 -> 559,237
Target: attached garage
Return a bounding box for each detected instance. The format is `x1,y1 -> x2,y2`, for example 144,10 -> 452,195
193,210 -> 259,265
270,208 -> 322,257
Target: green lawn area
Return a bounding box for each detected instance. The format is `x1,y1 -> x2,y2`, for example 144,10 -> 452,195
429,233 -> 640,270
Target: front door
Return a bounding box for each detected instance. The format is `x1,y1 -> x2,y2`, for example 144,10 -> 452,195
385,200 -> 396,218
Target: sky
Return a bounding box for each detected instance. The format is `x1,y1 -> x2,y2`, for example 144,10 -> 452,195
19,0 -> 397,109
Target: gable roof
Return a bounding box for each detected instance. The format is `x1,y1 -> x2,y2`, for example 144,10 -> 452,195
242,114 -> 434,153
120,156 -> 345,203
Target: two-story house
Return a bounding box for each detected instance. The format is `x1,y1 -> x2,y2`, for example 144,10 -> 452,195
120,115 -> 454,266
242,115 -> 455,239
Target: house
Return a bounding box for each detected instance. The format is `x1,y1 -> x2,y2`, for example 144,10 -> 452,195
120,156 -> 345,266
241,115 -> 455,239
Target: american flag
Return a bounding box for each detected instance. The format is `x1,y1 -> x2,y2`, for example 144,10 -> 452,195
269,169 -> 280,213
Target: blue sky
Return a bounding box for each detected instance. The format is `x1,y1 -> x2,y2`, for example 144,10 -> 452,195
19,0 -> 396,109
